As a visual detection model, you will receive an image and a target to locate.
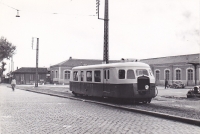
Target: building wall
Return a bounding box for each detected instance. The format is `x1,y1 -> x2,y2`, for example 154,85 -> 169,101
13,73 -> 47,85
50,66 -> 72,84
50,60 -> 200,86
152,63 -> 199,86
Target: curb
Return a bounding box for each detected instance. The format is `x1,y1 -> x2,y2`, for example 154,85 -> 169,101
16,87 -> 200,127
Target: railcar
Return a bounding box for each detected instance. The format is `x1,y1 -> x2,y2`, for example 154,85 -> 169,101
69,61 -> 156,103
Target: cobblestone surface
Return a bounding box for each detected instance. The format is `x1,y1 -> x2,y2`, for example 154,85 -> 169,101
1,85 -> 200,134
14,84 -> 200,120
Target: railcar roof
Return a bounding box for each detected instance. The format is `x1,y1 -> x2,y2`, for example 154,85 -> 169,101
72,62 -> 150,70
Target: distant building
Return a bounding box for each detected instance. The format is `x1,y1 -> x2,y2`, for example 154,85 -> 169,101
141,53 -> 199,86
12,67 -> 49,85
50,54 -> 200,86
50,57 -> 119,84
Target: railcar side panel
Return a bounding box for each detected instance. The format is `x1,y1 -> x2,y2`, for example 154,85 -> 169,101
70,62 -> 156,101
92,83 -> 104,97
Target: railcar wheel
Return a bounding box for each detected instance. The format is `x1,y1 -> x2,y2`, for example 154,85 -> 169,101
142,100 -> 148,104
131,99 -> 138,104
148,99 -> 152,103
72,91 -> 78,96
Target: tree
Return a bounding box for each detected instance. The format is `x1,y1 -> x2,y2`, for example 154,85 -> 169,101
0,37 -> 16,81
0,61 -> 6,78
0,37 -> 16,62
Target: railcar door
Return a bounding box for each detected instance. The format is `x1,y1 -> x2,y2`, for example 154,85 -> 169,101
103,69 -> 110,96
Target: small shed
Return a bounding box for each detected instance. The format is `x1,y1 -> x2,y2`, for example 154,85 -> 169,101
12,67 -> 49,85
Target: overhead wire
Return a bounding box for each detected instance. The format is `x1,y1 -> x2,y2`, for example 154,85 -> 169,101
0,1 -> 19,11
0,1 -> 96,17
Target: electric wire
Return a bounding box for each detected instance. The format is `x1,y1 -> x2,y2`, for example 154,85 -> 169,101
0,1 -> 96,17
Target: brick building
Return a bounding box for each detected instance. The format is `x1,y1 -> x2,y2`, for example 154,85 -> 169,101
12,67 -> 49,85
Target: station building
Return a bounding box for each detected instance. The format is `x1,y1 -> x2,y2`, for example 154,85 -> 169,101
49,57 -> 119,84
141,53 -> 199,86
50,54 -> 200,86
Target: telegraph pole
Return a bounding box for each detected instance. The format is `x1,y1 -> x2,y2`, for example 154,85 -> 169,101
35,38 -> 39,87
96,0 -> 109,64
32,37 -> 39,87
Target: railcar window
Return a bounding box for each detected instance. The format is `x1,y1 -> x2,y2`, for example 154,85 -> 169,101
73,71 -> 78,81
136,69 -> 149,76
94,70 -> 101,82
81,71 -> 84,81
108,70 -> 110,79
149,69 -> 153,76
86,71 -> 92,81
127,69 -> 135,79
104,70 -> 106,79
119,70 -> 125,79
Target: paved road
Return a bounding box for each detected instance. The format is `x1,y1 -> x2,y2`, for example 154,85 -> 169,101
0,85 -> 200,134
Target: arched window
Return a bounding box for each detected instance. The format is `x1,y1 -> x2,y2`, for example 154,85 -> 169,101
188,69 -> 193,80
176,70 -> 181,80
55,71 -> 58,78
155,70 -> 160,80
51,71 -> 54,78
165,70 -> 170,80
64,71 -> 70,79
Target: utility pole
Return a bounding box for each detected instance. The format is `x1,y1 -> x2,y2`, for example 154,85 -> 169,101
35,38 -> 39,87
96,0 -> 109,64
32,37 -> 39,87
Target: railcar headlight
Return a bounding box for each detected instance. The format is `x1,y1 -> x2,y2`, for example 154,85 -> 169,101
145,85 -> 149,90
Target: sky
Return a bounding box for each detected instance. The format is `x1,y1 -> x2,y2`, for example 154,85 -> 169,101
0,0 -> 199,74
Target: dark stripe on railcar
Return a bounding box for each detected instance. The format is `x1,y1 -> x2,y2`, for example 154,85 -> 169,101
70,82 -> 156,99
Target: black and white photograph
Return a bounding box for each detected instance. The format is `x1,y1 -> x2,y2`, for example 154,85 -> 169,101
0,0 -> 200,133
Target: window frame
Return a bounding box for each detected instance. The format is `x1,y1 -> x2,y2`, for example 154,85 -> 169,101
188,69 -> 193,80
73,71 -> 78,81
155,70 -> 160,80
86,71 -> 92,82
94,70 -> 101,82
176,69 -> 181,80
64,71 -> 70,80
118,69 -> 125,79
165,70 -> 170,80
55,70 -> 58,78
136,69 -> 149,76
127,69 -> 135,79
30,74 -> 34,81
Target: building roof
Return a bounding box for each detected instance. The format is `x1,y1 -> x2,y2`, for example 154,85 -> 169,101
50,53 -> 200,68
141,53 -> 199,65
50,57 -> 120,68
12,67 -> 48,74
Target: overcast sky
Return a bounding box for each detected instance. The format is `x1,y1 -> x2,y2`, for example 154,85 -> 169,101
0,0 -> 199,73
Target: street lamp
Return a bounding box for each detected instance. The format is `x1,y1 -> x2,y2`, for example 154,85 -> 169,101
16,10 -> 20,17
